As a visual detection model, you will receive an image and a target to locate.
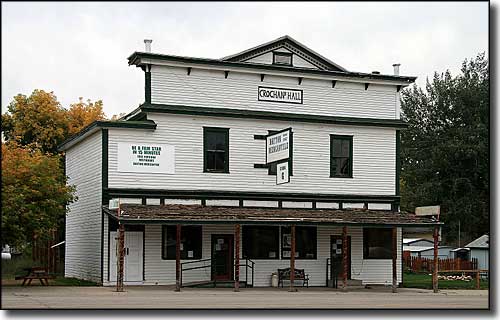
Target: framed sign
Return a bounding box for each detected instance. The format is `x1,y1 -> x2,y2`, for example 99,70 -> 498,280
266,128 -> 292,164
117,142 -> 175,174
276,161 -> 290,185
258,86 -> 303,104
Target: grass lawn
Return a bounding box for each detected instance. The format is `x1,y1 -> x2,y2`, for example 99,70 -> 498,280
403,272 -> 489,290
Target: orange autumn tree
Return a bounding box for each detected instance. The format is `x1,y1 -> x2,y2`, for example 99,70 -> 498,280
67,97 -> 106,136
1,142 -> 76,247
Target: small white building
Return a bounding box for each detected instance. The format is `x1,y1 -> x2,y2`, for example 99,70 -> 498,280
465,235 -> 489,271
403,238 -> 434,247
59,35 -> 439,288
403,245 -> 453,259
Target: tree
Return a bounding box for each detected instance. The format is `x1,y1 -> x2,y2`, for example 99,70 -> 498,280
1,142 -> 76,247
400,53 -> 489,245
2,90 -> 69,154
67,97 -> 106,136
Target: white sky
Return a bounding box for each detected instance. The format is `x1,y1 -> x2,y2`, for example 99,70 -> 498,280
1,1 -> 489,118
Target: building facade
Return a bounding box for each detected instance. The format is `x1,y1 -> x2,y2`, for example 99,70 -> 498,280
60,36 -> 438,288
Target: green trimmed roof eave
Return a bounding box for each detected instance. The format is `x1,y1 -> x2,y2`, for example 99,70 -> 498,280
138,103 -> 409,129
127,51 -> 417,85
57,120 -> 157,151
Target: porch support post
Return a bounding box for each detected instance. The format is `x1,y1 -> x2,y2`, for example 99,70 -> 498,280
175,224 -> 181,292
289,224 -> 297,292
342,226 -> 348,292
432,225 -> 439,293
234,224 -> 240,292
392,227 -> 398,293
116,222 -> 125,292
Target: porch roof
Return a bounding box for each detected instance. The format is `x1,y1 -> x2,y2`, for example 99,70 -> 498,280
102,204 -> 441,227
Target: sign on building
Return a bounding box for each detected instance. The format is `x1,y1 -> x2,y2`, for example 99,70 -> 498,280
276,161 -> 290,185
117,142 -> 175,174
266,128 -> 292,164
258,86 -> 303,104
415,205 -> 440,217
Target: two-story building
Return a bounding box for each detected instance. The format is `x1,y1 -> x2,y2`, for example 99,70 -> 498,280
59,35 -> 440,290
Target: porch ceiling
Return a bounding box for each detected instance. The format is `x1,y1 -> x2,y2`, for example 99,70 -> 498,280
102,204 -> 441,227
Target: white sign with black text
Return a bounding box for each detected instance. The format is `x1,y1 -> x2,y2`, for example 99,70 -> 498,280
258,86 -> 303,104
276,161 -> 290,185
117,142 -> 175,174
266,129 -> 291,164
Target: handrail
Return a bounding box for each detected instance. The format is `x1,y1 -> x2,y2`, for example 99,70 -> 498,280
180,257 -> 255,287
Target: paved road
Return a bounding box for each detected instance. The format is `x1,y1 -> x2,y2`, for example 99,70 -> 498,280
1,286 -> 489,309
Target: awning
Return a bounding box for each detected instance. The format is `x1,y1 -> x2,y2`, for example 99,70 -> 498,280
103,204 -> 441,227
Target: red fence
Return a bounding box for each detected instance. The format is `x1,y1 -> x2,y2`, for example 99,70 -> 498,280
403,256 -> 478,273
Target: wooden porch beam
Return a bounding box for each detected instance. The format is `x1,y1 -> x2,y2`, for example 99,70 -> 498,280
175,224 -> 181,292
433,226 -> 439,293
342,226 -> 348,291
392,227 -> 398,293
234,224 -> 240,292
116,201 -> 125,292
289,224 -> 297,292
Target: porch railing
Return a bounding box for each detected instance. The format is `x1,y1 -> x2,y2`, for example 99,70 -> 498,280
325,258 -> 338,288
180,257 -> 255,287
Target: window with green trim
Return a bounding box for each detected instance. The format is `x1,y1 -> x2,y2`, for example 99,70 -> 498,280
162,225 -> 202,260
363,228 -> 392,259
203,127 -> 229,173
330,135 -> 353,178
280,226 -> 317,259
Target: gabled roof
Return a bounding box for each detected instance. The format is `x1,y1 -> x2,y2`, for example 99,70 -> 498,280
403,238 -> 434,245
465,234 -> 489,249
220,35 -> 347,72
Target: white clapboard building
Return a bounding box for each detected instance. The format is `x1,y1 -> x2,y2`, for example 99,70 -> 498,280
59,35 -> 439,288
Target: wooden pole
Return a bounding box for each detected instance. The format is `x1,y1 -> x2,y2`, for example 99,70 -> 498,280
234,224 -> 240,292
175,224 -> 181,292
432,226 -> 439,293
342,226 -> 348,292
392,227 -> 398,293
116,200 -> 125,292
289,225 -> 297,292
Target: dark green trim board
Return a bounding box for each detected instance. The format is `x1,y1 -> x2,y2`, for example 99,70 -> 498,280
139,103 -> 408,129
127,52 -> 416,84
104,188 -> 400,203
145,66 -> 151,104
100,129 -> 108,284
203,127 -> 230,173
100,211 -> 104,284
58,120 -> 157,151
396,130 -> 401,196
330,134 -> 353,178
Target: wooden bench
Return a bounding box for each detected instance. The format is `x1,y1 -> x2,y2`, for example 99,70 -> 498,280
15,267 -> 54,286
278,268 -> 309,288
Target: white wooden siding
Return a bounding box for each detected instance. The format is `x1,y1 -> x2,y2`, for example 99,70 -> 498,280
103,225 -> 401,286
65,131 -> 102,283
108,113 -> 396,195
150,65 -> 397,119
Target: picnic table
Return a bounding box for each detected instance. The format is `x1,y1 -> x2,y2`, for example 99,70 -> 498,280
15,267 -> 53,286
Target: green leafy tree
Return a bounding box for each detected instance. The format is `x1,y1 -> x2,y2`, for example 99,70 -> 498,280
1,142 -> 76,247
400,53 -> 489,245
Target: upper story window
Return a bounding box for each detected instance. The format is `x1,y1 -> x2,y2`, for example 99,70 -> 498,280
203,127 -> 229,173
273,52 -> 293,66
330,135 -> 353,178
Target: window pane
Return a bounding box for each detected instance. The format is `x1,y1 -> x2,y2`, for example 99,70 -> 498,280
206,152 -> 216,170
243,226 -> 279,259
331,136 -> 352,177
340,140 -> 350,157
207,131 -> 226,151
163,226 -> 202,260
274,53 -> 292,65
214,152 -> 225,170
332,139 -> 342,156
363,228 -> 392,259
281,226 -> 317,259
339,157 -> 349,175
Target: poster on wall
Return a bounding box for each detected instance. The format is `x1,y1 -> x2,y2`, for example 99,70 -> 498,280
117,142 -> 175,174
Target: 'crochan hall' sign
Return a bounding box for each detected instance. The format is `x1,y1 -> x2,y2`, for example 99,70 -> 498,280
258,86 -> 303,104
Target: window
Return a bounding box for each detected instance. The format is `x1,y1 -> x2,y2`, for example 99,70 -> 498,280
162,225 -> 202,260
203,127 -> 229,173
273,52 -> 292,66
363,228 -> 392,259
281,226 -> 317,259
242,226 -> 279,259
330,135 -> 353,178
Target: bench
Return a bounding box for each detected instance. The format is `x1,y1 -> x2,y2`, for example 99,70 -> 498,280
15,267 -> 54,286
278,268 -> 309,288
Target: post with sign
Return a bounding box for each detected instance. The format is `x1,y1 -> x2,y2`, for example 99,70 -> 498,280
416,205 -> 440,293
266,128 -> 292,185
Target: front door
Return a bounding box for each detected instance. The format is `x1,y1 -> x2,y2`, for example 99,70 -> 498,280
110,231 -> 144,283
211,234 -> 234,281
330,235 -> 351,281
